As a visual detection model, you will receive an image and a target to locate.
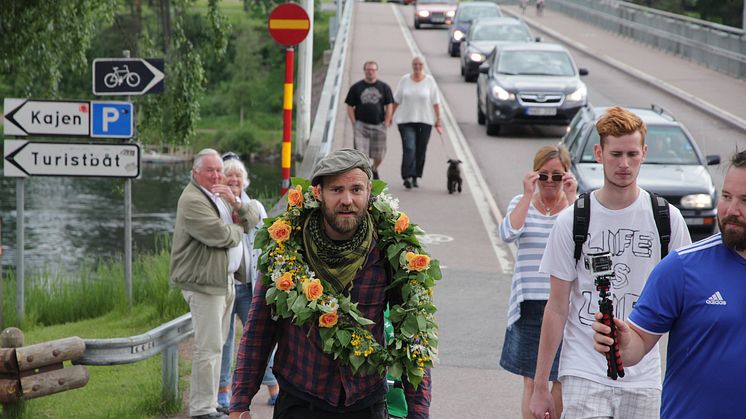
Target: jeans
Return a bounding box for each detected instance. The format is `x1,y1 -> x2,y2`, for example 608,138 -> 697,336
219,282 -> 277,388
398,122 -> 432,180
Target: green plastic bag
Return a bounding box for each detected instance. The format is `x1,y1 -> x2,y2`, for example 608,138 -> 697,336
384,307 -> 408,418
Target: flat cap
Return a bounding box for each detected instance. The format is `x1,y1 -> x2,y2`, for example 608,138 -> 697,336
311,148 -> 372,186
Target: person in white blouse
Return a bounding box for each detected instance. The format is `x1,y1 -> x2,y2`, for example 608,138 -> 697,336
391,56 -> 442,189
498,145 -> 577,419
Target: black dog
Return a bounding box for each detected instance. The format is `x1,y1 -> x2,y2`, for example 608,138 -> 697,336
447,159 -> 463,194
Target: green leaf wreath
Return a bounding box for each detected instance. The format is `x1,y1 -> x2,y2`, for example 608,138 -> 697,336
253,177 -> 441,388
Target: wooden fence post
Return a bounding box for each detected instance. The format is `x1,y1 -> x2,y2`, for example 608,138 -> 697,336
0,327 -> 25,418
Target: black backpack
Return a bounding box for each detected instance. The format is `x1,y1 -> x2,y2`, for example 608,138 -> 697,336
572,190 -> 671,262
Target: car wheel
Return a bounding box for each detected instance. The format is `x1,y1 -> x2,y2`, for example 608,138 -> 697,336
477,101 -> 486,125
465,71 -> 477,83
486,121 -> 501,136
460,64 -> 465,76
449,43 -> 458,57
414,20 -> 421,29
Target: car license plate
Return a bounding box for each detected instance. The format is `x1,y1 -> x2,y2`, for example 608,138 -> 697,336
431,16 -> 445,23
685,217 -> 704,225
525,107 -> 557,116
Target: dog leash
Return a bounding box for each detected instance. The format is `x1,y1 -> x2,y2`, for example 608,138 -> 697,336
434,126 -> 456,161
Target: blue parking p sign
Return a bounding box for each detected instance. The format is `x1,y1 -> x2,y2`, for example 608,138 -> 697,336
90,101 -> 133,138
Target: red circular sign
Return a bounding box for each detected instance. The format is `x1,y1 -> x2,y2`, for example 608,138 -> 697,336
268,3 -> 311,47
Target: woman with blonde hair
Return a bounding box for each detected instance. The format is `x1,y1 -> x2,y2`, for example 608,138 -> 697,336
392,56 -> 442,189
498,144 -> 577,419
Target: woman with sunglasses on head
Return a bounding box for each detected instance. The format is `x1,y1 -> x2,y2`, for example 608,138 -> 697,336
498,144 -> 576,419
217,152 -> 280,412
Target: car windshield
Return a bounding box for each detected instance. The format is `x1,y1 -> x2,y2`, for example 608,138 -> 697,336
495,50 -> 575,76
472,24 -> 530,42
459,7 -> 501,22
580,125 -> 700,164
418,0 -> 457,4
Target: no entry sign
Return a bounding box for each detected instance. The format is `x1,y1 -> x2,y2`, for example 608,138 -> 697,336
268,3 -> 311,46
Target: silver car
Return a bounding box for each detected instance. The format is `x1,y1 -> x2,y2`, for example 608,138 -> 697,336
562,105 -> 721,239
460,17 -> 536,82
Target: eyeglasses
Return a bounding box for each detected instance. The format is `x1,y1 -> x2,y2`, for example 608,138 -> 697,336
538,173 -> 564,182
222,152 -> 240,162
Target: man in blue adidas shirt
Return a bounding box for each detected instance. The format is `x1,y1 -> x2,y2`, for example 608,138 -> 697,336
593,150 -> 746,418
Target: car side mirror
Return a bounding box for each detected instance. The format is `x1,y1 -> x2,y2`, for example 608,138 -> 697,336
579,68 -> 589,76
479,64 -> 489,74
706,154 -> 721,165
535,36 -> 542,42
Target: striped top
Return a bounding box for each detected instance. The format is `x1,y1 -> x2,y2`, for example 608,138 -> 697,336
499,194 -> 558,327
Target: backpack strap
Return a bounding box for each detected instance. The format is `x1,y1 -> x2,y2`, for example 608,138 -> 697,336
648,190 -> 671,259
572,192 -> 591,262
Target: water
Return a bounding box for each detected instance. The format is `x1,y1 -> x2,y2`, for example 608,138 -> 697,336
0,159 -> 282,275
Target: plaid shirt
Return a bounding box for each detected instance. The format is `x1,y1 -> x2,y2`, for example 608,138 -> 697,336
231,242 -> 431,418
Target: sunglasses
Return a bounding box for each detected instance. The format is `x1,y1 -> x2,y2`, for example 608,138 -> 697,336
222,152 -> 240,162
538,173 -> 564,182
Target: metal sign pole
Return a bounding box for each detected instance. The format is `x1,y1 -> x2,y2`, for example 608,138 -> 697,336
123,50 -> 132,307
1,216 -> 4,327
15,178 -> 25,322
281,47 -> 295,196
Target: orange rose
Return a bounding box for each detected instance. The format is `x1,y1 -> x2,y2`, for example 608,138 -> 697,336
303,278 -> 324,301
275,272 -> 295,291
311,185 -> 321,201
395,212 -> 410,234
406,252 -> 431,272
287,185 -> 303,208
267,220 -> 292,243
319,311 -> 338,328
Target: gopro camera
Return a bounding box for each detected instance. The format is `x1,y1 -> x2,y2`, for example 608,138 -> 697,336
584,251 -> 613,277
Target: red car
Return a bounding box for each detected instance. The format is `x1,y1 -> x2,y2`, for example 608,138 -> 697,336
414,0 -> 458,29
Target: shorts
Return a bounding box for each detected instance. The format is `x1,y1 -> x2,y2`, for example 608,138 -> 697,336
560,375 -> 660,419
354,121 -> 387,161
499,300 -> 561,381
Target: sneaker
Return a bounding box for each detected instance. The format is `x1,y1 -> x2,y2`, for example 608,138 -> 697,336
372,170 -> 380,180
412,178 -> 419,188
403,179 -> 412,189
267,393 -> 279,405
217,391 -> 230,409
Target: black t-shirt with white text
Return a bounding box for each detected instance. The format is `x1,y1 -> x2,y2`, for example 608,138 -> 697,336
344,79 -> 394,125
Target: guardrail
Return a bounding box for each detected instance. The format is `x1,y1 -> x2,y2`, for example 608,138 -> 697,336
549,0 -> 746,79
297,0 -> 354,179
73,312 -> 193,403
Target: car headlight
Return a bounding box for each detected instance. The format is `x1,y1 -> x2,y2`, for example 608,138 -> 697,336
680,194 -> 712,209
469,52 -> 485,62
417,10 -> 430,17
491,85 -> 514,101
453,30 -> 465,41
446,10 -> 455,17
566,85 -> 587,102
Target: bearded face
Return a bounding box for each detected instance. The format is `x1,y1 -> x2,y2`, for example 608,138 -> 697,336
320,199 -> 367,238
719,214 -> 746,251
317,169 -> 372,241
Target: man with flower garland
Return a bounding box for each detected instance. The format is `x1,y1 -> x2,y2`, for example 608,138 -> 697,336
230,148 -> 432,419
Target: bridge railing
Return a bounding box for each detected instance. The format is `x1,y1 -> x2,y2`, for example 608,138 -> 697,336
549,0 -> 746,79
72,312 -> 193,403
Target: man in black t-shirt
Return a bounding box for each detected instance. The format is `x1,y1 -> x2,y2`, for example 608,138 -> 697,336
345,61 -> 394,180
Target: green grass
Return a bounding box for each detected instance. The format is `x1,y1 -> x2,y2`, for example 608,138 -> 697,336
9,306 -> 185,418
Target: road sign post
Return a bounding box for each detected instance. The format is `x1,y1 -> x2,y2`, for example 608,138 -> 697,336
268,3 -> 311,195
92,58 -> 164,96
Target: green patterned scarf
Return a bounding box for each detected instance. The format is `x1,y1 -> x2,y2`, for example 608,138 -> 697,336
302,209 -> 373,293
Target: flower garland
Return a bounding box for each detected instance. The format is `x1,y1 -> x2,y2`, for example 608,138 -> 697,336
253,177 -> 441,388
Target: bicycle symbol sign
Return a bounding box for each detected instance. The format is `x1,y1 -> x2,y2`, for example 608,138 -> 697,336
104,65 -> 141,89
92,58 -> 164,96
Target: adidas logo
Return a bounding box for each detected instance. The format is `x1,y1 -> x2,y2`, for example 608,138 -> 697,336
705,291 -> 727,306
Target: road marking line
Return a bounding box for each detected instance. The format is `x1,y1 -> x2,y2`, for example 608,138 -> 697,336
391,4 -> 515,274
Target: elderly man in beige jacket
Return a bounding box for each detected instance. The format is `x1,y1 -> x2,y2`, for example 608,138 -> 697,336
170,148 -> 261,419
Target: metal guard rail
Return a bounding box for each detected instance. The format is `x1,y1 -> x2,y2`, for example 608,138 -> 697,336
73,312 -> 193,366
